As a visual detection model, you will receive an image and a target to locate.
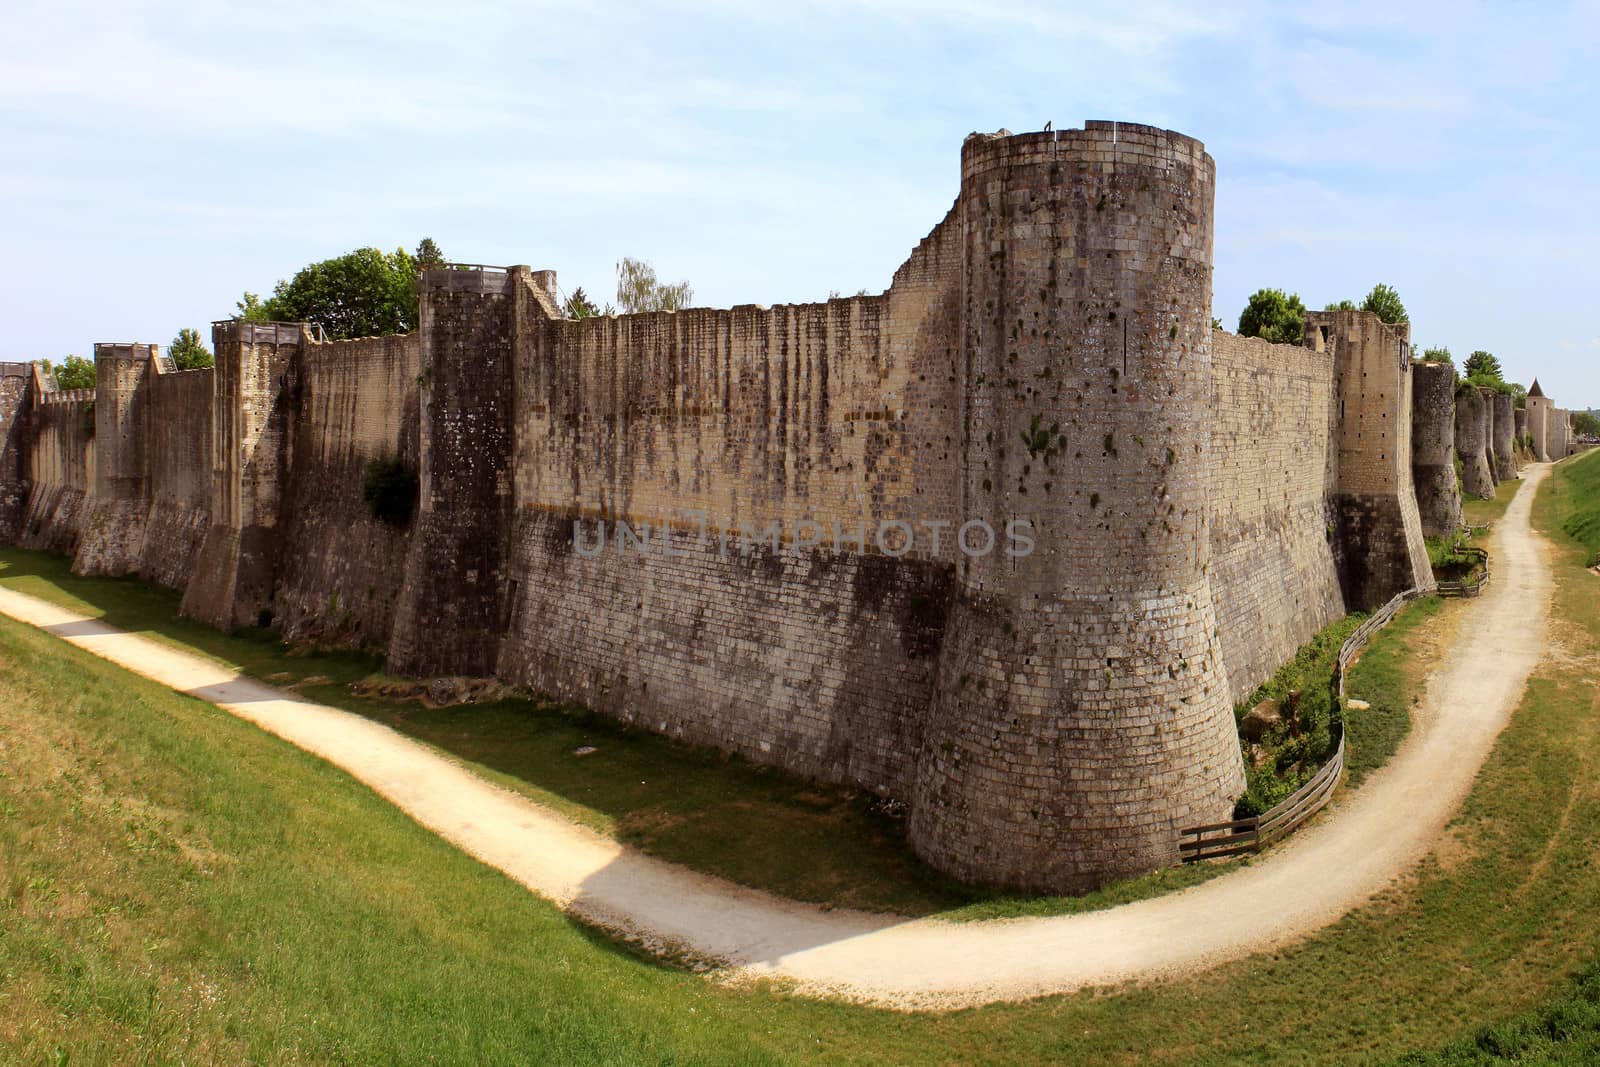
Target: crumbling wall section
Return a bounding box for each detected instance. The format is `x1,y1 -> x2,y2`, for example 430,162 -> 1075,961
1208,330 -> 1345,700
1410,361 -> 1462,536
274,333 -> 420,649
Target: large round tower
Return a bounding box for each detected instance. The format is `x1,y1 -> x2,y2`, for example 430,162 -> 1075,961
908,123 -> 1244,892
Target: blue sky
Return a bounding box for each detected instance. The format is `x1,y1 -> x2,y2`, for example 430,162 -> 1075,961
4,1 -> 1596,407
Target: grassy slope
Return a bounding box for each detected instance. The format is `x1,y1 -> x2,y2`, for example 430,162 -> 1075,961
1345,595 -> 1447,786
1394,450 -> 1600,1063
8,490 -> 1588,1064
0,548 -> 1432,922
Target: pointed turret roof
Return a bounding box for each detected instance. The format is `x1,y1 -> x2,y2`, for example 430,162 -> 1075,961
1529,378 -> 1545,398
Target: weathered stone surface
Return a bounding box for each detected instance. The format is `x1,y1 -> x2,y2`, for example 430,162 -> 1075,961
1455,385 -> 1495,499
2,122 -> 1574,893
1490,390 -> 1516,481
1410,361 -> 1462,536
1307,309 -> 1433,608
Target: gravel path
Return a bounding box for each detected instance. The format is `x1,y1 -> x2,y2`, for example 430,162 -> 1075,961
0,466 -> 1553,1009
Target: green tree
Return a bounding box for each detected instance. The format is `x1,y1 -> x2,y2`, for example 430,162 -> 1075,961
1463,350 -> 1502,382
168,327 -> 213,370
615,257 -> 693,314
1211,316 -> 1223,331
414,237 -> 446,273
1237,288 -> 1306,345
1324,299 -> 1358,311
254,247 -> 419,339
1360,283 -> 1408,324
564,286 -> 601,319
50,354 -> 95,390
235,292 -> 271,321
1420,345 -> 1452,364
1574,412 -> 1600,437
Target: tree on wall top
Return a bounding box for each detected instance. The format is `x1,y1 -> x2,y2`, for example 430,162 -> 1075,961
1464,350 -> 1502,382
615,257 -> 693,314
1237,288 -> 1306,345
1359,284 -> 1408,324
1324,299 -> 1357,311
1420,345 -> 1453,365
414,237 -> 446,274
41,354 -> 94,390
233,243 -> 435,339
168,328 -> 213,370
564,287 -> 601,319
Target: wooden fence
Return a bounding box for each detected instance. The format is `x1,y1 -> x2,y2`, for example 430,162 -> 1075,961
1179,587 -> 1421,862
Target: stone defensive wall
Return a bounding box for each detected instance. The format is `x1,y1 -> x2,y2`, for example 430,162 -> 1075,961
1491,391 -> 1516,481
11,120 -> 1529,894
1455,383 -> 1495,499
1410,361 -> 1463,535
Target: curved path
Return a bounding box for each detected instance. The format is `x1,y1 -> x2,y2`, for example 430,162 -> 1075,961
0,468 -> 1553,1009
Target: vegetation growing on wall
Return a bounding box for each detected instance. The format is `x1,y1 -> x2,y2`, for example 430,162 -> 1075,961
1232,615 -> 1361,817
235,238 -> 446,340
167,327 -> 213,370
1237,287 -> 1306,344
40,354 -> 94,390
361,457 -> 419,525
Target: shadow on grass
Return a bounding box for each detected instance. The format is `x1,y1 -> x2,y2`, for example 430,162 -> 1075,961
0,545 -> 1239,920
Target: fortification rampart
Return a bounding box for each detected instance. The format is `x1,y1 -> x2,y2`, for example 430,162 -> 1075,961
1208,330 -> 1346,701
19,365 -> 95,555
1490,390 -> 1516,481
274,332 -> 421,648
0,363 -> 30,541
1455,384 -> 1495,499
1527,388 -> 1553,461
9,121 -> 1564,893
1410,361 -> 1462,536
1307,310 -> 1432,608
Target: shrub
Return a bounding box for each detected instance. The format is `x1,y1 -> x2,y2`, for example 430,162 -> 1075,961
362,457 -> 419,525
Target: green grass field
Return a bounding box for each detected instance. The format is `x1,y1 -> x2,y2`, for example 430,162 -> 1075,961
2,454 -> 1596,1062
1463,475 -> 1522,529
0,547 -> 1435,923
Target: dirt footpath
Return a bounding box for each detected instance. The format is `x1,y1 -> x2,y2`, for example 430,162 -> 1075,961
0,466 -> 1554,1009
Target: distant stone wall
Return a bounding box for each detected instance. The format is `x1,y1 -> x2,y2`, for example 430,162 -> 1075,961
19,379 -> 95,554
1209,330 -> 1345,700
274,334 -> 420,649
1490,391 -> 1516,481
1527,395 -> 1553,461
1309,310 -> 1432,609
139,367 -> 213,589
1410,361 -> 1462,536
1455,385 -> 1494,499
0,364 -> 30,541
12,122 -> 1567,894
